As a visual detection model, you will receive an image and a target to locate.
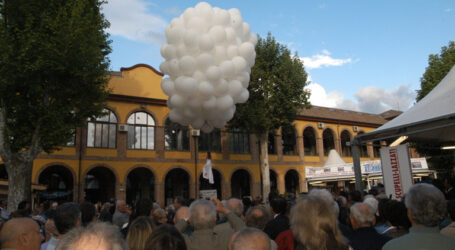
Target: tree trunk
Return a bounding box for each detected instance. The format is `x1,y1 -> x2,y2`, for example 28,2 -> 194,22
5,157 -> 33,214
259,132 -> 270,203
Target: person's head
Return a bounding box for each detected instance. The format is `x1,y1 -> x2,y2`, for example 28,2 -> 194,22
0,217 -> 44,250
350,202 -> 376,229
174,196 -> 186,210
231,227 -> 270,250
348,190 -> 362,202
54,202 -> 81,235
245,206 -> 269,230
55,222 -> 127,250
116,200 -> 127,213
308,188 -> 339,217
383,200 -> 411,229
226,198 -> 244,217
80,202 -> 96,227
363,197 -> 378,215
126,216 -> 155,250
291,196 -> 347,250
145,224 -> 187,250
130,199 -> 153,222
189,199 -> 216,230
270,196 -> 287,215
153,208 -> 168,224
405,183 -> 446,227
174,206 -> 189,224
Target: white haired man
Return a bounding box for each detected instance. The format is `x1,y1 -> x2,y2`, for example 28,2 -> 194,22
175,198 -> 245,250
383,183 -> 455,250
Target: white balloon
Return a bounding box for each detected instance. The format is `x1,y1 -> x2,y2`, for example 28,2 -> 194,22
161,78 -> 175,96
219,60 -> 235,78
242,22 -> 251,39
214,46 -> 227,64
212,119 -> 226,128
192,71 -> 206,82
176,43 -> 188,58
168,59 -> 180,76
237,72 -> 250,88
159,61 -> 170,75
225,27 -> 237,44
188,17 -> 207,33
213,9 -> 230,26
191,118 -> 205,129
229,13 -> 242,28
165,26 -> 185,44
226,45 -> 238,59
179,56 -> 196,76
239,42 -> 255,59
184,29 -> 199,49
209,26 -> 226,44
170,17 -> 184,29
203,96 -> 217,109
237,89 -> 249,103
175,76 -> 198,96
201,123 -> 214,133
232,56 -> 247,74
216,95 -> 234,110
182,7 -> 196,22
206,66 -> 221,82
198,34 -> 215,51
228,80 -> 243,97
195,2 -> 212,13
196,53 -> 214,71
169,109 -> 183,123
249,33 -> 258,45
170,94 -> 186,108
188,98 -> 202,109
199,81 -> 215,97
214,79 -> 229,96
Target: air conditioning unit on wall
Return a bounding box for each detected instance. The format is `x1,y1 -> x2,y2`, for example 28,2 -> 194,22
317,122 -> 324,129
191,129 -> 200,137
118,124 -> 128,132
353,126 -> 359,132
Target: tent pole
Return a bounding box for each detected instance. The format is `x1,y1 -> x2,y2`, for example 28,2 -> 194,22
351,138 -> 364,192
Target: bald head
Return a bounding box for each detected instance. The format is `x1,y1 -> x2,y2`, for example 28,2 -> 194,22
227,198 -> 244,217
350,202 -> 376,229
174,206 -> 189,224
0,218 -> 43,250
231,227 -> 270,250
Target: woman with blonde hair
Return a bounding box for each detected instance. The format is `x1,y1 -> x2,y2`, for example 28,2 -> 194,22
291,196 -> 348,250
126,216 -> 155,250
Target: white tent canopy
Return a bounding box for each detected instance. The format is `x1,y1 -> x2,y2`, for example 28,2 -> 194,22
357,65 -> 455,144
323,149 -> 345,167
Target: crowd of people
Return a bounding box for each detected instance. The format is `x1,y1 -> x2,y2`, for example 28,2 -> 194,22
0,181 -> 455,250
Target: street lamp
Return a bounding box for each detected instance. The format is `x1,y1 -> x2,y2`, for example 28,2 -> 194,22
191,129 -> 200,199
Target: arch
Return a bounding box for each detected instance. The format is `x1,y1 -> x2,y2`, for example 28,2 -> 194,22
199,168 -> 223,199
38,164 -> 75,202
285,169 -> 300,195
87,107 -> 118,148
126,111 -> 156,150
340,130 -> 352,157
282,124 -> 297,155
230,169 -> 251,198
126,167 -> 155,205
303,126 -> 317,156
269,169 -> 278,194
322,128 -> 335,156
165,168 -> 190,205
124,108 -> 158,125
84,166 -> 116,203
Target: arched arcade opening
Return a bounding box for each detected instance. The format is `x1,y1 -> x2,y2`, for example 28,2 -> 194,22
84,166 -> 116,203
231,169 -> 251,198
126,167 -> 155,205
165,168 -> 189,205
38,165 -> 74,202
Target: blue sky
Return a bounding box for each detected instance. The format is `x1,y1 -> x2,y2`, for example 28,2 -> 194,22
102,0 -> 455,114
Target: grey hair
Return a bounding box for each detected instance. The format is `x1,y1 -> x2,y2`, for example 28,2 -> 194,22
232,227 -> 270,250
405,183 -> 446,227
189,199 -> 216,230
56,222 -> 128,250
245,206 -> 270,230
227,198 -> 244,217
363,197 -> 378,215
308,189 -> 339,217
350,202 -> 375,225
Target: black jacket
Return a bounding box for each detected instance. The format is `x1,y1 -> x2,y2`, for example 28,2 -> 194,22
264,214 -> 290,240
348,226 -> 391,250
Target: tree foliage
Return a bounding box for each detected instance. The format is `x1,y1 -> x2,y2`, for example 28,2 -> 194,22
416,41 -> 455,101
0,0 -> 111,153
229,33 -> 310,133
0,0 -> 111,209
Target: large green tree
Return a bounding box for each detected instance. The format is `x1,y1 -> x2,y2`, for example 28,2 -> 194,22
416,41 -> 455,101
0,0 -> 111,212
229,33 -> 310,200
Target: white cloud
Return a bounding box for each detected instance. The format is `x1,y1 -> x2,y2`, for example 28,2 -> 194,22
301,50 -> 352,69
102,0 -> 167,45
305,80 -> 416,114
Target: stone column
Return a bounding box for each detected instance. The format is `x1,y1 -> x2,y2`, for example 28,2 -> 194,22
223,182 -> 231,200
155,126 -> 165,160
278,173 -> 285,194
155,181 -> 164,207
335,136 -> 342,155
316,136 -> 324,162
297,136 -> 304,161
367,142 -> 374,159
116,182 -> 126,201
117,131 -> 127,159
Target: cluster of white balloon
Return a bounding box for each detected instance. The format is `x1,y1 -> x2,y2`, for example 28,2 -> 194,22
160,2 -> 257,133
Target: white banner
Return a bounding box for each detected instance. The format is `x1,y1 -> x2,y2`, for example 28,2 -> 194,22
380,144 -> 413,200
200,189 -> 217,200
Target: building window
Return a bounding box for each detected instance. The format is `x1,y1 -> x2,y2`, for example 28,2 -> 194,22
303,127 -> 317,156
229,128 -> 249,154
64,128 -> 76,147
282,124 -> 297,155
340,130 -> 352,157
323,128 -> 335,156
87,108 -> 117,148
164,118 -> 189,151
199,129 -> 221,152
127,112 -> 155,150
268,131 -> 276,155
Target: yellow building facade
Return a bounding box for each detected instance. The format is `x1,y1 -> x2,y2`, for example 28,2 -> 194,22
25,64 -> 391,206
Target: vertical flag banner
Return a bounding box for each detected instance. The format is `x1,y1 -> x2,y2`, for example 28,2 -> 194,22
380,144 -> 413,200
202,159 -> 214,184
